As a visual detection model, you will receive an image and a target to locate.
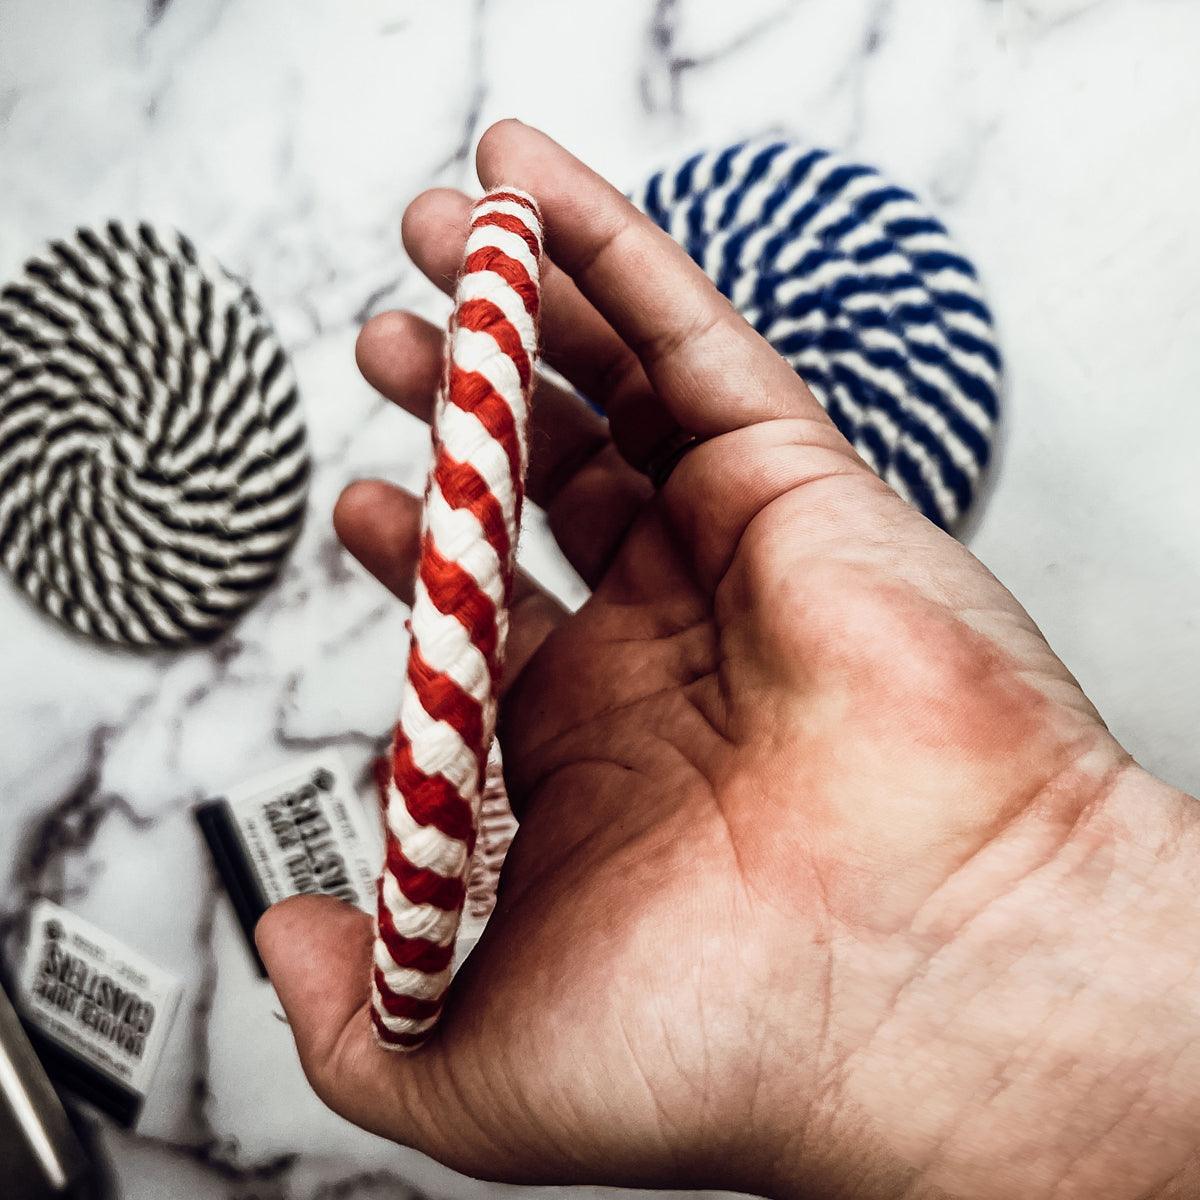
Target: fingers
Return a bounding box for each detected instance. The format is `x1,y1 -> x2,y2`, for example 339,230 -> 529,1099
400,189 -> 647,415
255,895 -> 438,1144
333,478 -> 422,602
402,187 -> 676,471
475,120 -> 839,443
355,314 -> 650,585
356,310 -> 615,510
355,310 -> 443,423
333,478 -> 568,688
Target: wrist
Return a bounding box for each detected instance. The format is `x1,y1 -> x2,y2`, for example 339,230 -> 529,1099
765,758 -> 1200,1200
897,759 -> 1200,1199
1049,761 -> 1200,1200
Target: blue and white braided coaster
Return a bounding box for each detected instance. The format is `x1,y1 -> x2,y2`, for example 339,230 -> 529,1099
631,139 -> 1001,529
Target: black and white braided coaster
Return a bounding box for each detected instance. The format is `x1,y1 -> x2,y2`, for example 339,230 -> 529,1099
632,140 -> 1001,529
0,222 -> 309,648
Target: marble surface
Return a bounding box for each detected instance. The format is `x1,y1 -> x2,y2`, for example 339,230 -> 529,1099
2,0 -> 1199,1197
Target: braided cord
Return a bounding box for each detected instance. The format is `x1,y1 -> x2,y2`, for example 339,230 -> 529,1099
0,222 -> 308,647
372,190 -> 542,1050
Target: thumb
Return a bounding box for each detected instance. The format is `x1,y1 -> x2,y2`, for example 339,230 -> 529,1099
254,894 -> 451,1149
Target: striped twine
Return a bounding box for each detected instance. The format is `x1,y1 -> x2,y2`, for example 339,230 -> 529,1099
372,189 -> 542,1050
631,139 -> 1001,529
0,221 -> 308,647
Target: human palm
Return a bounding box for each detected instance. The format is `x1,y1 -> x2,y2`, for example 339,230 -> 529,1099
258,123 -> 1135,1197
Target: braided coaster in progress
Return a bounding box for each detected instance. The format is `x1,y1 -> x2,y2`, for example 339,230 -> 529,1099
0,222 -> 309,648
372,190 -> 542,1050
632,139 -> 1001,529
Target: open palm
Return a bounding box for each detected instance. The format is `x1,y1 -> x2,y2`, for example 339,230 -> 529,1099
258,122 -> 1133,1198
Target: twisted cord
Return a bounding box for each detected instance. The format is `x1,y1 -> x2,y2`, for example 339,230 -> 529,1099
0,221 -> 308,647
372,189 -> 542,1050
631,139 -> 1001,529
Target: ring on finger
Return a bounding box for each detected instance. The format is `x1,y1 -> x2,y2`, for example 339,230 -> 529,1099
643,430 -> 703,488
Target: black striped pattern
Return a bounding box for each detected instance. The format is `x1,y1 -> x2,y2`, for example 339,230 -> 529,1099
0,222 -> 309,647
632,140 -> 1001,529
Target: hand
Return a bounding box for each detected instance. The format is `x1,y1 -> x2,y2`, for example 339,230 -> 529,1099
257,121 -> 1200,1199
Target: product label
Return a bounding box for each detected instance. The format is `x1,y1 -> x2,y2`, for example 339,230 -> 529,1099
17,899 -> 181,1113
210,751 -> 379,910
195,751 -> 383,972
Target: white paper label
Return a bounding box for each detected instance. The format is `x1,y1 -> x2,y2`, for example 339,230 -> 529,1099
17,899 -> 182,1100
219,750 -> 381,912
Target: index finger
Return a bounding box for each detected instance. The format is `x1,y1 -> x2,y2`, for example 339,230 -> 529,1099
476,120 -> 831,438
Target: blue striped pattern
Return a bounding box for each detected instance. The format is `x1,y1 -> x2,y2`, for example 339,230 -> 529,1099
631,139 -> 1001,529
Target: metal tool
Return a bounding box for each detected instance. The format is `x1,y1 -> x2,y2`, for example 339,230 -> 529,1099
0,980 -> 92,1199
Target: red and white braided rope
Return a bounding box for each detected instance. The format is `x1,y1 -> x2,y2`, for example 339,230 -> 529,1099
371,189 -> 542,1050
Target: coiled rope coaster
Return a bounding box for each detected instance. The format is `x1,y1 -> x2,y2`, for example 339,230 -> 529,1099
631,139 -> 1001,528
0,222 -> 308,648
372,190 -> 542,1050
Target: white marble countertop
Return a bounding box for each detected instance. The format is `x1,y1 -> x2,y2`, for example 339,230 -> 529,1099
2,1 -> 1198,1197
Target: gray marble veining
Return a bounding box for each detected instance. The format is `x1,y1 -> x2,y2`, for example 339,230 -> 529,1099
2,1 -> 1198,1197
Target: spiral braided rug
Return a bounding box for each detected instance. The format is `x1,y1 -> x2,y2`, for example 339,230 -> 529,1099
371,189 -> 542,1050
631,138 -> 1001,529
0,222 -> 308,648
